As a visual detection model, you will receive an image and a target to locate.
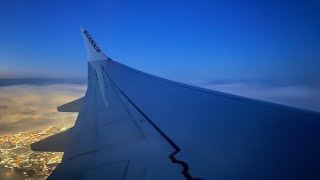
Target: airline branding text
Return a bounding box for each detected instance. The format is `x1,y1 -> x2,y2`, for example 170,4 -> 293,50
83,30 -> 101,53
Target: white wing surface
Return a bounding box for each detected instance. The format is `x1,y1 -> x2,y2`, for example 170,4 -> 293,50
32,27 -> 320,180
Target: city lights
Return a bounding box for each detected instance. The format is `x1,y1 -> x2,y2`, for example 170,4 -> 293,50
0,127 -> 65,179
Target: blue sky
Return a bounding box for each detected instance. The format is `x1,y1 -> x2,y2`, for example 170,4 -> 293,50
0,0 -> 319,85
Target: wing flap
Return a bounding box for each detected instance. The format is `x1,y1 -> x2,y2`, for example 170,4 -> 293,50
31,128 -> 73,152
57,97 -> 84,112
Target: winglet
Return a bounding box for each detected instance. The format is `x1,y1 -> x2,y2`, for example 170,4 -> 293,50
80,26 -> 108,61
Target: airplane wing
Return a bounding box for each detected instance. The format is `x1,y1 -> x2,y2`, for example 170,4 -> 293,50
32,27 -> 320,180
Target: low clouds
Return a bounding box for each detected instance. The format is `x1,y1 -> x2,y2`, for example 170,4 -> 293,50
0,78 -> 319,135
0,84 -> 86,135
0,78 -> 86,87
195,81 -> 320,112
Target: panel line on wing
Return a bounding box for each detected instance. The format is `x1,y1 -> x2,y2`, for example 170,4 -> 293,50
122,160 -> 130,180
68,149 -> 100,160
101,65 -> 145,138
102,69 -> 203,180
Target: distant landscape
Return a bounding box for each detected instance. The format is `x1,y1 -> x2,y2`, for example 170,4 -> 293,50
0,79 -> 85,180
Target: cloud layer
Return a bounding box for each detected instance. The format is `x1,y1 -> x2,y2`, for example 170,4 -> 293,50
195,81 -> 320,112
0,84 -> 86,135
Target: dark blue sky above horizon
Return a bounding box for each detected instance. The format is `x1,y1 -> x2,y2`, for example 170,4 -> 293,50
0,0 -> 319,85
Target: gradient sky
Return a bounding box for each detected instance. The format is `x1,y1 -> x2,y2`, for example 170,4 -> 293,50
0,0 -> 320,84
1,1 -> 320,178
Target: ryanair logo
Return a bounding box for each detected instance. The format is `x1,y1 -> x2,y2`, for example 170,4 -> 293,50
83,30 -> 101,53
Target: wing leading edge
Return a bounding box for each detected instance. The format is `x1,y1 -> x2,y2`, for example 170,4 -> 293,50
32,28 -> 320,180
